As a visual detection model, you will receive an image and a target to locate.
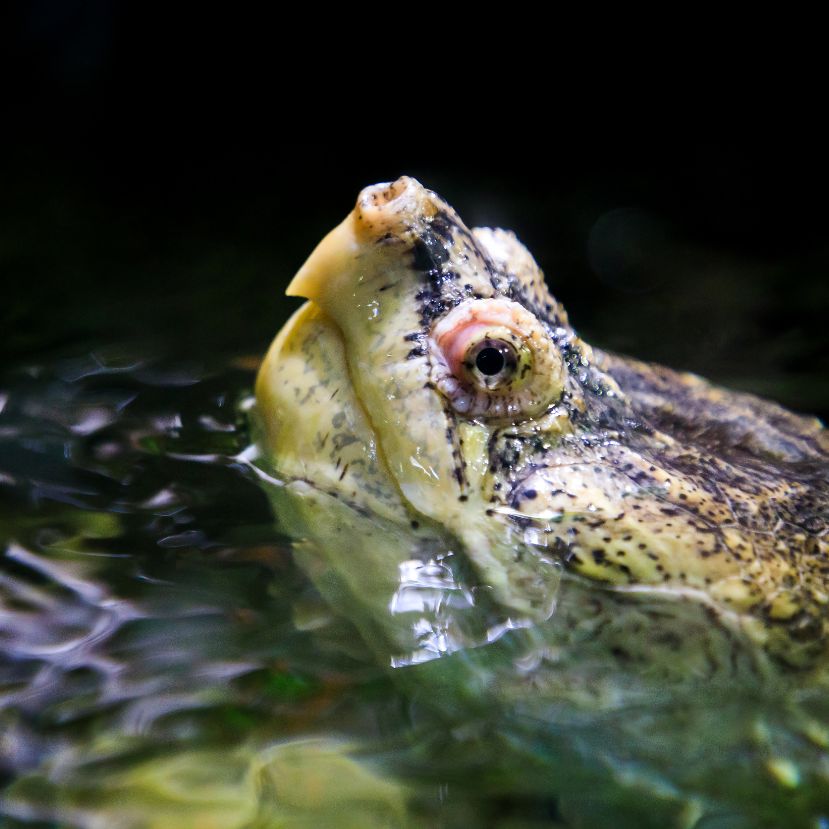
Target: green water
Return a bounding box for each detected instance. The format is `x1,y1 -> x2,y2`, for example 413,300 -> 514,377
0,348 -> 394,825
0,344 -> 587,828
2,341 -> 829,828
2,166 -> 829,828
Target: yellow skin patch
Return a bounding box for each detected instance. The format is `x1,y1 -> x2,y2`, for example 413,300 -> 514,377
256,302 -> 407,525
255,176 -> 829,674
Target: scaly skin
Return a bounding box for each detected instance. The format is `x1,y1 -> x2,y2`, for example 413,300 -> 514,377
252,177 -> 829,827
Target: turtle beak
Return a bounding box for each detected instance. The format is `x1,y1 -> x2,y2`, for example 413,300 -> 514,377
286,213 -> 360,306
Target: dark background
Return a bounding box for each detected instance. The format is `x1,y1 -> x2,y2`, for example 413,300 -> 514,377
4,3 -> 829,420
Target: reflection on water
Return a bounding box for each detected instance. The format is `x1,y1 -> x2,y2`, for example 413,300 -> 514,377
0,348 -> 429,827
1,347 -> 587,828
3,346 -> 829,829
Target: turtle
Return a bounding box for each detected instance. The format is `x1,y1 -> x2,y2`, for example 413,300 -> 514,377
251,176 -> 829,828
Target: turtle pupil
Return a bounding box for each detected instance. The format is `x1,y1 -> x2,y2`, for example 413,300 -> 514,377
476,346 -> 506,376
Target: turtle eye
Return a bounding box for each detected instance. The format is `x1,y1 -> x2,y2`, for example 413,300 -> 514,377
463,338 -> 522,390
429,298 -> 565,419
475,344 -> 507,375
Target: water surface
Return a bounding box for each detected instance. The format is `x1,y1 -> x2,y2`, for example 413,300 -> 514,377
0,346 -> 434,827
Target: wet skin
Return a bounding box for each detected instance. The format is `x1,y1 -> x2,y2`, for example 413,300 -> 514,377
252,177 -> 829,827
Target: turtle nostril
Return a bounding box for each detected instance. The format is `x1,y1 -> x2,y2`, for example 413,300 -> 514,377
354,177 -> 436,238
368,177 -> 410,207
358,177 -> 417,219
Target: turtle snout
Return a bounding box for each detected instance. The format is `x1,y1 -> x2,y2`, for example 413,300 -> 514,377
354,176 -> 438,238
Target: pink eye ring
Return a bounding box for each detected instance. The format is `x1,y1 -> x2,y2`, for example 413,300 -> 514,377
429,298 -> 565,419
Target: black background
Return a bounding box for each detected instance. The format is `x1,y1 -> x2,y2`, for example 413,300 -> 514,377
4,4 -> 829,420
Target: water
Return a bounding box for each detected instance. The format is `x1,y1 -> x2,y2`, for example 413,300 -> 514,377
0,347 -> 415,826
3,343 -> 829,829
1,343 -> 596,828
2,162 -> 828,827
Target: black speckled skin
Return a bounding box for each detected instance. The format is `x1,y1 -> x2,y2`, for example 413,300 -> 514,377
254,178 -> 829,826
260,177 -> 829,673
402,184 -> 829,670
